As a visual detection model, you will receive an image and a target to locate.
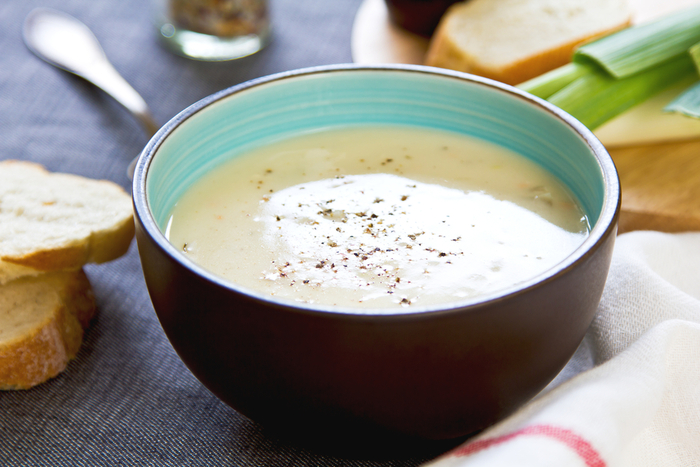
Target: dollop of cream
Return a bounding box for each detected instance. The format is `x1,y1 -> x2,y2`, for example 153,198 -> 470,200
257,173 -> 586,307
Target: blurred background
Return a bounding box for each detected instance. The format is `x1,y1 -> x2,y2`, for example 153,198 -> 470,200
1,0 -> 361,187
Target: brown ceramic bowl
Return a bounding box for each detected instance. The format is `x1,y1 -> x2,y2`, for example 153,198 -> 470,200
132,65 -> 619,453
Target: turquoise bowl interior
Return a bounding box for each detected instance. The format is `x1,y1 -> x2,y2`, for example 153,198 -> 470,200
137,64 -> 619,313
145,66 -> 611,231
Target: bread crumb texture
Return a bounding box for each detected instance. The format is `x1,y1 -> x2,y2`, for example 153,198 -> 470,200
0,270 -> 96,390
425,0 -> 631,84
0,160 -> 134,284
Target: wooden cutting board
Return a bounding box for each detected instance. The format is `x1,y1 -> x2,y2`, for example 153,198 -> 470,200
611,0 -> 700,234
612,140 -> 700,234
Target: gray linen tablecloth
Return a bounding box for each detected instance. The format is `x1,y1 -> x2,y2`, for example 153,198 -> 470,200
0,0 -> 440,464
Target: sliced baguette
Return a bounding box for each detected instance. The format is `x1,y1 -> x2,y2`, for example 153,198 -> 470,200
0,160 -> 134,284
0,269 -> 96,390
425,0 -> 632,85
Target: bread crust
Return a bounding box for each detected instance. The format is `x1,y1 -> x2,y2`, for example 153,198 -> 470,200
1,216 -> 135,270
0,160 -> 135,284
0,161 -> 127,389
0,270 -> 96,390
425,0 -> 632,85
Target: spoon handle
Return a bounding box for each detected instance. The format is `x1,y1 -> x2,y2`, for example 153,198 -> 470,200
23,8 -> 158,137
81,60 -> 160,137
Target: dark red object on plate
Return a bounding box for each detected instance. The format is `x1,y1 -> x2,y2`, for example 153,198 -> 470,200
384,0 -> 463,36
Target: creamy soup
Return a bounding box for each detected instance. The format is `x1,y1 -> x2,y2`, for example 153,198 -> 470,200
165,126 -> 589,310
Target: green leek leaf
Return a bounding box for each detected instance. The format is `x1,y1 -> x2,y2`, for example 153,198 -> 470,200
690,41 -> 700,74
575,6 -> 700,79
549,54 -> 696,129
517,62 -> 594,99
664,81 -> 700,118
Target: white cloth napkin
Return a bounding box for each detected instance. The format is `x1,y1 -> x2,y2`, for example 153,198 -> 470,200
425,231 -> 700,467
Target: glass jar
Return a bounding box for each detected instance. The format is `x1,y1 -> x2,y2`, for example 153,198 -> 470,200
155,0 -> 270,61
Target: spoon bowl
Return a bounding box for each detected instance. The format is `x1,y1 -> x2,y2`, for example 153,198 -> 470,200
23,8 -> 158,178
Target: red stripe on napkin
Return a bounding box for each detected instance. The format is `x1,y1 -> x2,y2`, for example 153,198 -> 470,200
450,424 -> 605,467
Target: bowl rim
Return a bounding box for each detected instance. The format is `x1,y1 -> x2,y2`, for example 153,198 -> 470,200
132,63 -> 621,319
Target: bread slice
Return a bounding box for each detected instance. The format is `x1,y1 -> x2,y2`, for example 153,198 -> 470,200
0,160 -> 134,284
425,0 -> 632,85
0,269 -> 96,390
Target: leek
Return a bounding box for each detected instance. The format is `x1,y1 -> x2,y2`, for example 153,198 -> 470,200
690,41 -> 700,74
517,6 -> 700,129
575,6 -> 700,78
664,82 -> 700,119
664,41 -> 700,119
518,62 -> 593,99
549,55 -> 695,129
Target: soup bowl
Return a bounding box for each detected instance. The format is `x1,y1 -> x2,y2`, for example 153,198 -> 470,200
132,64 -> 619,451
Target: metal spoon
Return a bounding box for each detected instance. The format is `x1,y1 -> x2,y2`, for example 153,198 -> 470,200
23,8 -> 158,179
